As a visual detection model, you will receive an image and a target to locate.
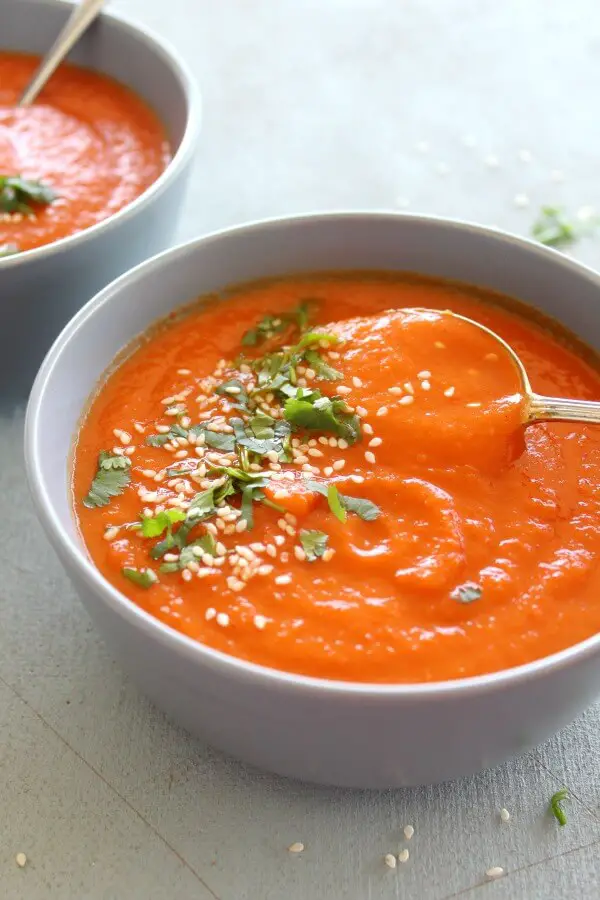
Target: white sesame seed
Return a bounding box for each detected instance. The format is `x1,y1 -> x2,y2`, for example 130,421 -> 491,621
500,808 -> 510,823
466,402 -> 481,408
324,466 -> 334,476
403,825 -> 414,840
444,386 -> 455,397
288,842 -> 304,854
352,376 -> 363,388
258,564 -> 274,575
398,849 -> 409,863
118,430 -> 131,445
384,853 -> 397,869
275,574 -> 292,586
294,546 -> 306,561
133,423 -> 146,434
182,569 -> 192,582
399,395 -> 414,406
15,853 -> 27,868
235,519 -> 248,533
174,449 -> 188,459
388,386 -> 403,395
350,474 -> 365,483
254,614 -> 268,630
356,405 -> 368,416
363,423 -> 373,435
216,612 -> 230,626
403,381 -> 414,394
486,867 -> 504,880
156,424 -> 170,433
434,340 -> 445,349
421,380 -> 431,391
308,448 -> 323,458
338,439 -> 349,450
365,451 -> 376,464
274,535 -> 286,547
376,406 -> 388,416
224,385 -> 241,394
322,548 -> 335,562
338,386 -> 352,395
485,352 -> 499,362
332,459 -> 345,471
369,437 -> 382,447
417,370 -> 431,379
177,368 -> 192,375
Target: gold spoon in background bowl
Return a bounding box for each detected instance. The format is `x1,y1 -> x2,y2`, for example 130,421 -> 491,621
19,0 -> 106,107
447,311 -> 600,425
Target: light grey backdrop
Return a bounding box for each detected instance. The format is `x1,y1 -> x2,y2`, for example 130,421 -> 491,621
2,1 -> 600,897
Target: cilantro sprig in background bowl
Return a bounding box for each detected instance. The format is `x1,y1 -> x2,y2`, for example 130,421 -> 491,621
25,211 -> 600,789
0,0 -> 201,399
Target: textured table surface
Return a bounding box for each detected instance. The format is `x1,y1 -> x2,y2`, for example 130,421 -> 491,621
2,1 -> 600,897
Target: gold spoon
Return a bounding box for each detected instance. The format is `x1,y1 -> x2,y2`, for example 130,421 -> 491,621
447,311 -> 600,425
19,0 -> 106,107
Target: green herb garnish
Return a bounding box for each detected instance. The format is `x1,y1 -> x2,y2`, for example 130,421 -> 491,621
146,423 -> 189,447
122,567 -> 157,589
83,452 -> 131,509
0,175 -> 56,214
214,379 -> 250,410
451,582 -> 482,604
327,484 -> 347,523
531,206 -> 600,249
305,480 -> 381,522
304,348 -> 342,381
241,299 -> 316,347
549,789 -> 569,826
299,529 -> 329,561
284,394 -> 362,444
140,508 -> 186,538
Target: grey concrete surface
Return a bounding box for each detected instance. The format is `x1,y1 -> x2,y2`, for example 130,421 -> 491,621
2,0 -> 600,897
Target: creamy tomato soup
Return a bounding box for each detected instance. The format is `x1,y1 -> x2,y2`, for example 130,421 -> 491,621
73,272 -> 600,683
0,52 -> 170,255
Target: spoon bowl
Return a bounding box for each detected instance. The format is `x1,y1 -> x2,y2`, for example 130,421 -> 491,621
443,310 -> 600,426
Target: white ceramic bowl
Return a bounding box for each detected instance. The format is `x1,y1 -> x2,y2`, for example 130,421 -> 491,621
1,0 -> 201,397
25,213 -> 600,788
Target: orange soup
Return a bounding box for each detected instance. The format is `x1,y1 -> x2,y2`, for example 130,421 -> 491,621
0,52 -> 170,255
73,273 -> 600,683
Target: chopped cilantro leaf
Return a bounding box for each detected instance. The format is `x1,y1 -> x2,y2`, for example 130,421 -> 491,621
241,299 -> 318,347
83,452 -> 131,509
146,423 -> 188,447
531,206 -> 600,249
549,789 -> 569,826
122,567 -> 157,589
189,424 -> 236,452
304,480 -> 381,522
338,494 -> 381,521
249,413 -> 276,439
0,175 -> 56,214
304,348 -> 342,381
141,508 -> 186,538
214,378 -> 250,410
327,484 -> 347,523
299,529 -> 329,561
178,532 -> 217,569
284,393 -> 362,444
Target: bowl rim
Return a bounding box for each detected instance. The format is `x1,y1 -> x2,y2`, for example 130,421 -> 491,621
0,0 -> 201,269
25,209 -> 600,699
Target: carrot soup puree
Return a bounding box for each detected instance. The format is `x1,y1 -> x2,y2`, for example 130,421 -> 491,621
73,272 -> 600,683
0,52 -> 170,256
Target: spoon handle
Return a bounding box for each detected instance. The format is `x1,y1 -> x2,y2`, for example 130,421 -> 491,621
19,0 -> 106,108
529,394 -> 600,425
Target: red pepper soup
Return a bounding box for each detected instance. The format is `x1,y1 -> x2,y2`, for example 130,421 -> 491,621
0,52 -> 170,255
73,272 -> 600,683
